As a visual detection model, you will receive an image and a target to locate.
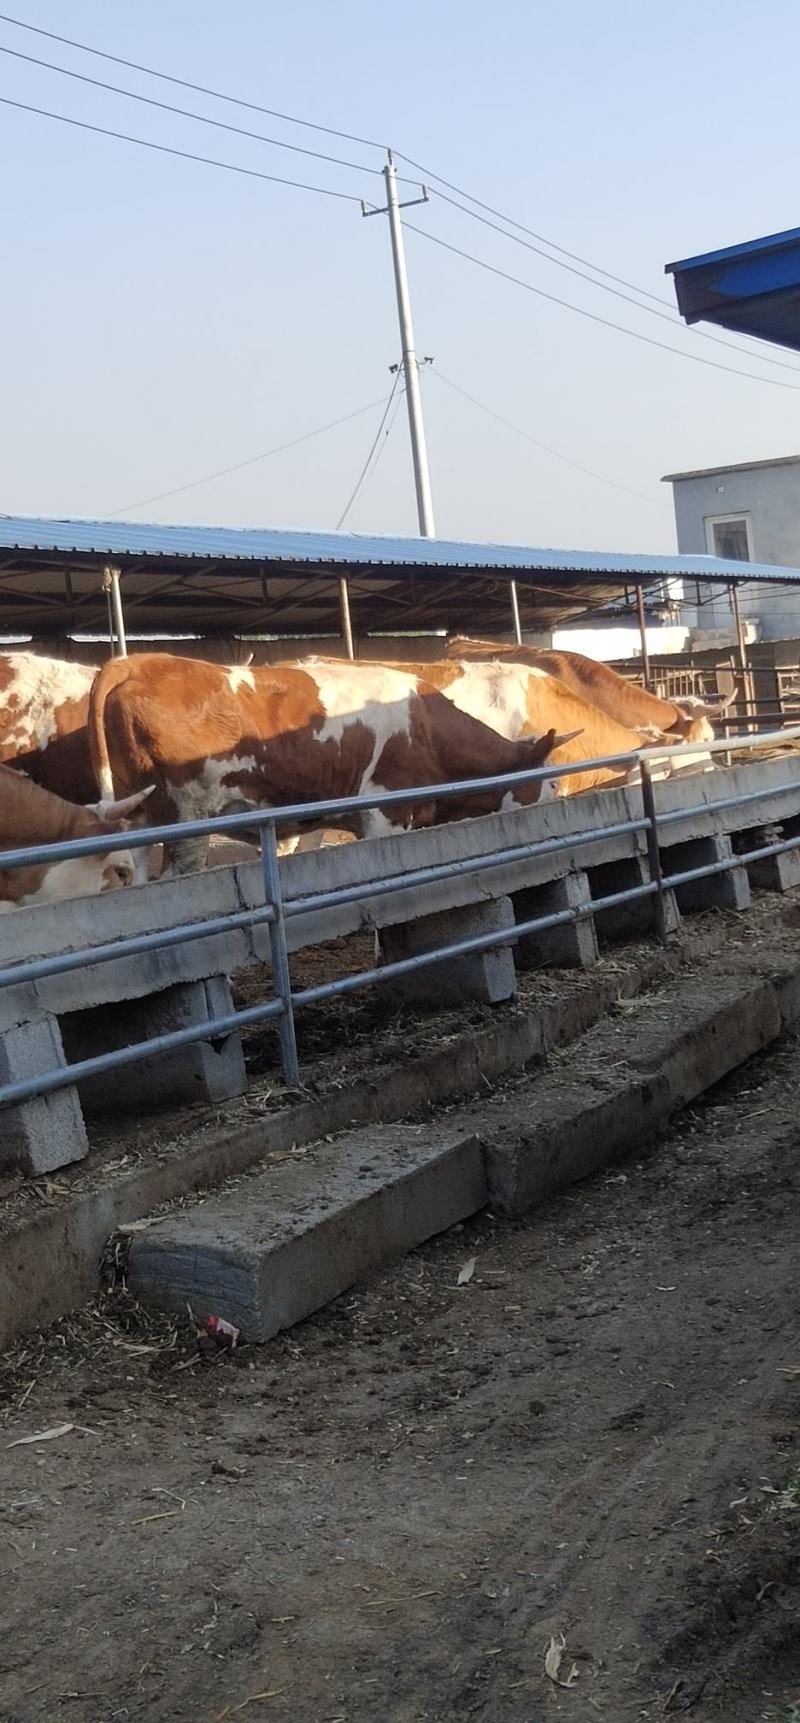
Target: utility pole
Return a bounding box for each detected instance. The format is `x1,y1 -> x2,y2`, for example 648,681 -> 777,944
363,154 -> 435,537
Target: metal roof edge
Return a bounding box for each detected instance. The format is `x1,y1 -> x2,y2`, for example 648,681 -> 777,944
662,455 -> 800,483
666,224 -> 800,274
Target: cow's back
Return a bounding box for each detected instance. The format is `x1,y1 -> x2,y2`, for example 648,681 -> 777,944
444,636 -> 682,732
90,652 -> 394,823
360,658 -> 640,794
0,651 -> 96,800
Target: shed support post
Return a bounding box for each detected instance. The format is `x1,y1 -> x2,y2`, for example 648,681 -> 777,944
103,564 -> 128,658
635,584 -> 651,689
509,579 -> 523,645
730,580 -> 754,729
338,577 -> 355,660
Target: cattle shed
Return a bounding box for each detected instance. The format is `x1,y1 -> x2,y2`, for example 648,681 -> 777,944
1,516 -> 798,665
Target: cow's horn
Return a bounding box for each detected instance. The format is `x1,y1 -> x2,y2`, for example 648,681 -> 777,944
701,689 -> 737,713
675,689 -> 736,716
93,784 -> 156,822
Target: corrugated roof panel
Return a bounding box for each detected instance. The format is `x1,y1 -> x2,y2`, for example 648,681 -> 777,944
1,514 -> 798,638
0,513 -> 797,582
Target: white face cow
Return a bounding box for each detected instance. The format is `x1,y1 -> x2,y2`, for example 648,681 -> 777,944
0,776 -> 153,911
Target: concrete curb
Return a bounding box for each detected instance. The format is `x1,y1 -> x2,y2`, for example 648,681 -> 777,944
482,968 -> 789,1214
128,1126 -> 487,1341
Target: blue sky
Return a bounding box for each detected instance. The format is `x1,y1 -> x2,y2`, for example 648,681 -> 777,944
2,0 -> 800,553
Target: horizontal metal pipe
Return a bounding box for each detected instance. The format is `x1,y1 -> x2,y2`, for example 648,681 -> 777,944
1,877 -> 656,1110
638,724 -> 800,761
292,878 -> 659,1009
284,816 -> 649,919
656,778 -> 800,827
0,991 -> 286,1111
0,876 -> 659,1112
662,829 -> 800,893
2,722 -> 799,876
0,750 -> 639,872
8,817 -> 800,1109
0,902 -> 277,993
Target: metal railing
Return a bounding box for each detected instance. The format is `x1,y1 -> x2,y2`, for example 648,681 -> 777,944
2,725 -> 800,1112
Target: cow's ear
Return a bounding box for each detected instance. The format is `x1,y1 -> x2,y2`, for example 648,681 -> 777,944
92,785 -> 155,822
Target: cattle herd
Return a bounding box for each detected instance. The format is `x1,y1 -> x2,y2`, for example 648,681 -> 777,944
0,640 -> 735,909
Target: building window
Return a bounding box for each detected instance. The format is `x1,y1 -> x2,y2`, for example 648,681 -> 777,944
705,514 -> 753,561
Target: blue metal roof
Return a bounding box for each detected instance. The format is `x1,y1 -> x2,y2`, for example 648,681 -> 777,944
0,513 -> 795,582
1,513 -> 797,638
667,225 -> 800,352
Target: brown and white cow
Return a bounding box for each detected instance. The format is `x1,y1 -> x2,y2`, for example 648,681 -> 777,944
0,650 -> 256,811
329,658 -> 655,797
0,765 -> 152,910
444,637 -> 733,745
88,653 -> 575,875
0,651 -> 97,801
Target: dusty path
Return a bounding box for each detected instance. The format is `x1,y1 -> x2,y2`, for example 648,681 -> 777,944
2,1037 -> 800,1722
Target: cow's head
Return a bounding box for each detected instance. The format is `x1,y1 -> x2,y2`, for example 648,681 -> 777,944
441,728 -> 582,822
666,707 -> 715,744
86,784 -> 155,886
510,727 -> 584,805
6,784 -> 155,910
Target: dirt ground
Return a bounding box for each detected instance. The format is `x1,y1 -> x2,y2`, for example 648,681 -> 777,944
2,1031 -> 800,1721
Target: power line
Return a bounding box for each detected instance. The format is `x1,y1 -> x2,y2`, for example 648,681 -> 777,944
431,368 -> 670,508
429,186 -> 800,377
0,10 -> 387,152
397,149 -> 680,308
397,151 -> 800,373
0,94 -> 367,201
106,396 -> 392,516
402,219 -> 800,393
0,42 -> 421,184
4,13 -> 796,396
6,9 -> 794,382
360,389 -> 405,497
336,374 -> 404,528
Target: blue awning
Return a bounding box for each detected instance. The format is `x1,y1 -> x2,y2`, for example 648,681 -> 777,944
666,226 -> 800,352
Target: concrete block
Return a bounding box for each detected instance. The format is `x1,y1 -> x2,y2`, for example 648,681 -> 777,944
128,1123 -> 487,1340
61,976 -> 247,1116
588,855 -> 680,941
664,833 -> 751,913
748,846 -> 800,892
738,824 -> 800,893
378,895 -> 517,1005
0,1015 -> 88,1176
513,870 -> 598,969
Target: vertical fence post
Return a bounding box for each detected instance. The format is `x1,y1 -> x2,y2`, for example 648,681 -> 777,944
635,583 -> 652,689
259,820 -> 300,1087
509,578 -> 523,645
639,758 -> 668,944
730,579 -> 755,730
338,577 -> 355,660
